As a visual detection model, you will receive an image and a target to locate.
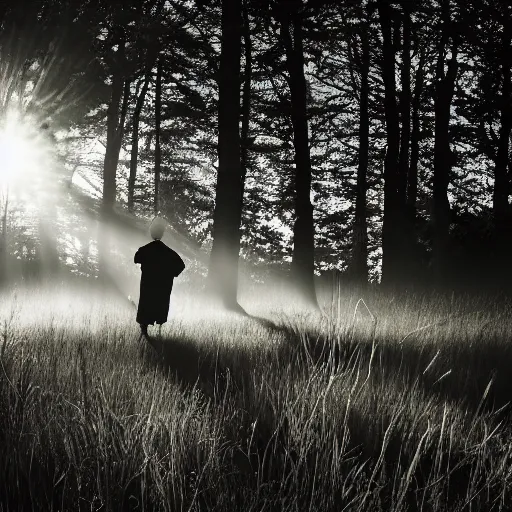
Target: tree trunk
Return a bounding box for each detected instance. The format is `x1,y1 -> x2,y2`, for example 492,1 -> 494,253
407,48 -> 425,218
99,77 -> 130,280
350,21 -> 370,285
240,0 -> 252,198
281,4 -> 318,307
398,4 -> 411,210
38,218 -> 59,278
154,58 -> 163,216
398,4 -> 414,281
493,41 -> 512,280
404,46 -> 426,282
432,0 -> 458,283
208,0 -> 244,310
102,73 -> 130,215
128,70 -> 152,212
377,0 -> 401,287
102,72 -> 123,213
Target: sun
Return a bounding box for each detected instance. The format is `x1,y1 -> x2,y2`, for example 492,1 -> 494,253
0,109 -> 50,187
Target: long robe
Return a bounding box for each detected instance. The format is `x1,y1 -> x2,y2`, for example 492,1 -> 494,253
134,240 -> 185,325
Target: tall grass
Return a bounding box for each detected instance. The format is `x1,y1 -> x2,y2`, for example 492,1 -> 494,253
1,282 -> 512,511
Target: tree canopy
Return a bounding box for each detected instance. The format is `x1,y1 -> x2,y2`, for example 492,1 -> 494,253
0,0 -> 509,298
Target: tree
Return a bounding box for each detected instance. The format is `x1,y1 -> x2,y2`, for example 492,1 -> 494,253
101,20 -> 131,214
401,2 -> 428,283
406,46 -> 426,248
431,0 -> 459,282
277,0 -> 318,306
154,56 -> 163,215
377,0 -> 401,287
240,0 -> 253,199
128,63 -> 153,212
460,0 -> 512,284
348,2 -> 371,285
208,0 -> 244,310
492,33 -> 511,247
397,1 -> 411,211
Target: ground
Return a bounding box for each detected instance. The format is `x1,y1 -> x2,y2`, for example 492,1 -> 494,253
1,281 -> 512,511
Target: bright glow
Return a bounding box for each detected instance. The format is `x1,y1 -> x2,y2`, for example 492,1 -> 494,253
0,110 -> 50,187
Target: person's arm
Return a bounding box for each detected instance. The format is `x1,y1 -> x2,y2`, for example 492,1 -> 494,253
172,252 -> 185,277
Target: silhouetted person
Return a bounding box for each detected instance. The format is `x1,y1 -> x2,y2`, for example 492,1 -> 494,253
134,217 -> 185,338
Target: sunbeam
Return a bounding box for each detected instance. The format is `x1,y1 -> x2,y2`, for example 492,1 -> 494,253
0,109 -> 51,187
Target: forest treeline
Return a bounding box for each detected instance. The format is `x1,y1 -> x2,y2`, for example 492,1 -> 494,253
0,0 -> 510,307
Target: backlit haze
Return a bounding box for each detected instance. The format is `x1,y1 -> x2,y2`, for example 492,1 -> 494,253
0,108 -> 320,332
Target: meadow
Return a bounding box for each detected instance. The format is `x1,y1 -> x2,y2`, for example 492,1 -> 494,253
1,280 -> 512,511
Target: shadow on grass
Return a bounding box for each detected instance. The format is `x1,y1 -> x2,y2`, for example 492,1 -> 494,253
140,314 -> 313,396
144,334 -> 217,395
252,313 -> 512,420
137,314 -> 511,511
143,304 -> 512,423
271,319 -> 512,419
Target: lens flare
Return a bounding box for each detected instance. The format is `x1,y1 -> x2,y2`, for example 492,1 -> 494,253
0,110 -> 51,187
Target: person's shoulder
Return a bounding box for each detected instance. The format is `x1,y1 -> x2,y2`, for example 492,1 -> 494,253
168,245 -> 181,256
162,243 -> 182,258
159,241 -> 173,251
138,241 -> 159,255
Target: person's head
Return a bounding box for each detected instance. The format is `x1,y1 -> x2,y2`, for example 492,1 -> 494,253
150,216 -> 166,240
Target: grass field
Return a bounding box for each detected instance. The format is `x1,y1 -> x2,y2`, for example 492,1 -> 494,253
1,281 -> 512,511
